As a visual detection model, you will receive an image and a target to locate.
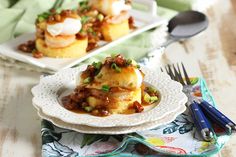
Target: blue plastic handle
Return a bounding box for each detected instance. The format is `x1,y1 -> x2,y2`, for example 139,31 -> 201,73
189,101 -> 213,141
189,101 -> 212,129
200,100 -> 236,132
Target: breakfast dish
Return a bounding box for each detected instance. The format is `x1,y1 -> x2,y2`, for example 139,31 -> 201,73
0,0 -> 164,70
31,60 -> 187,127
87,0 -> 134,41
61,54 -> 159,116
0,1 -> 166,71
19,9 -> 88,58
77,0 -> 134,50
18,0 -> 134,58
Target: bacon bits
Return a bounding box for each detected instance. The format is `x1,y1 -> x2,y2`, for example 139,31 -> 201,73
133,101 -> 144,113
18,40 -> 36,53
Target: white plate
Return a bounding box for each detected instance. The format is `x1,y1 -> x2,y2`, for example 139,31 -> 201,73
0,10 -> 166,71
32,65 -> 187,127
37,104 -> 186,134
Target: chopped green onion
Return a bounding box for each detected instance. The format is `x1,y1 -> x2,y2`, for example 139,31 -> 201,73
81,16 -> 90,24
143,94 -> 158,103
79,1 -> 89,11
111,63 -> 121,73
136,64 -> 141,69
143,93 -> 151,103
92,31 -> 97,36
79,29 -> 87,36
126,59 -> 132,65
146,86 -> 157,93
92,62 -> 102,69
97,73 -> 103,78
128,82 -> 133,87
38,16 -> 45,22
37,12 -> 51,22
83,77 -> 91,84
84,106 -> 93,112
102,85 -> 110,92
88,27 -> 93,33
150,96 -> 158,103
97,14 -> 104,21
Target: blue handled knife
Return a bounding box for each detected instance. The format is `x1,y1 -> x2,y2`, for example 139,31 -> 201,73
188,101 -> 214,141
199,100 -> 236,133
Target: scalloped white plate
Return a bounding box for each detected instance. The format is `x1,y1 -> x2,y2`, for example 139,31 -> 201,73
36,104 -> 186,134
32,65 -> 187,127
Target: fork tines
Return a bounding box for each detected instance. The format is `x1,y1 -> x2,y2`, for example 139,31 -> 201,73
162,63 -> 191,86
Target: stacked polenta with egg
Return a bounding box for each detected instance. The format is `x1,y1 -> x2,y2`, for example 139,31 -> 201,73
89,0 -> 132,41
35,10 -> 88,58
84,60 -> 143,114
34,0 -> 134,58
61,55 -> 144,116
62,54 -> 159,116
79,55 -> 144,115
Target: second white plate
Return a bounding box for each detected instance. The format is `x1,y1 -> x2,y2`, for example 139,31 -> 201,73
0,9 -> 165,71
37,104 -> 186,134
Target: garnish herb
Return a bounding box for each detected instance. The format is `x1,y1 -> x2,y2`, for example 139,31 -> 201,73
97,73 -> 103,78
146,86 -> 157,93
111,63 -> 121,73
102,85 -> 110,92
92,62 -> 102,70
81,16 -> 90,24
37,12 -> 51,22
83,77 -> 92,84
84,106 -> 93,112
92,31 -> 97,36
150,96 -> 158,103
88,27 -> 93,33
144,93 -> 158,103
79,1 -> 90,11
144,93 -> 151,103
136,64 -> 141,69
97,14 -> 104,21
92,62 -> 102,76
126,59 -> 132,65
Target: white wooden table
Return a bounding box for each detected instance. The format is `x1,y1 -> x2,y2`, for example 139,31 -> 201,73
0,0 -> 236,156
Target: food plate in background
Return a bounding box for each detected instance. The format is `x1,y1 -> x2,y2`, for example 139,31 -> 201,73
0,9 -> 166,71
31,65 -> 187,128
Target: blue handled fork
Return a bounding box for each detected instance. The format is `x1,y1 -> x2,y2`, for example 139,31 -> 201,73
162,64 -> 214,141
175,63 -> 236,133
162,63 -> 236,140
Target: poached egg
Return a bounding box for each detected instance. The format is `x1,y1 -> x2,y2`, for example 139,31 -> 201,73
47,18 -> 82,36
90,0 -> 131,16
84,65 -> 143,90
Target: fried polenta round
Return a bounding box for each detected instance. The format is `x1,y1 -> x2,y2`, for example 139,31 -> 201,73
36,38 -> 88,58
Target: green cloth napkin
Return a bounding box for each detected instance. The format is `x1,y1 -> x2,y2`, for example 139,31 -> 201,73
156,0 -> 195,11
0,0 -> 195,62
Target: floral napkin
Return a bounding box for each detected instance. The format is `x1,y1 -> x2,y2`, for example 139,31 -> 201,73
41,77 -> 230,157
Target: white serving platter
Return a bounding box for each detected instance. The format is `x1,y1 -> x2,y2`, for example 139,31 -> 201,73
0,9 -> 166,71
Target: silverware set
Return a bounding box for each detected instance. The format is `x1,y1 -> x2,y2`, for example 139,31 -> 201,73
161,63 -> 236,141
